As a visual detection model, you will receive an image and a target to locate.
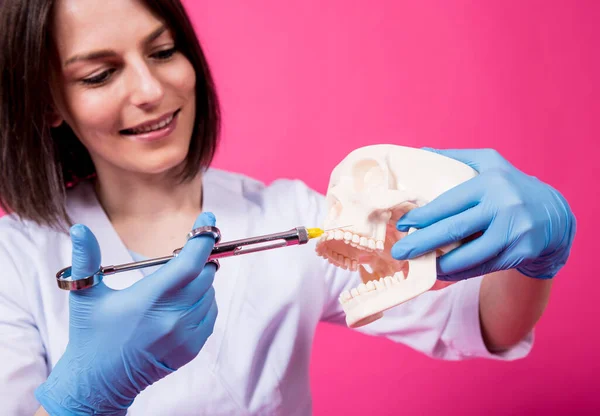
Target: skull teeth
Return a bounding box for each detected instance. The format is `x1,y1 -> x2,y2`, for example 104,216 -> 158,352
339,272 -> 406,303
317,248 -> 359,271
319,230 -> 384,251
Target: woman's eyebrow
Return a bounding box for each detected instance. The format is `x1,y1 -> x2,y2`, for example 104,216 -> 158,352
63,25 -> 167,67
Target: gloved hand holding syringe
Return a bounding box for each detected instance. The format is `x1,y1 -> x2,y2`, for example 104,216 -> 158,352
55,223 -> 327,291
37,213 -> 331,415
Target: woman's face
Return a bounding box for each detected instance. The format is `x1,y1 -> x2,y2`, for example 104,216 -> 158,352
52,0 -> 197,179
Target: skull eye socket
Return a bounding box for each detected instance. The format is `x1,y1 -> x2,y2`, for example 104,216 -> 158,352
353,160 -> 386,192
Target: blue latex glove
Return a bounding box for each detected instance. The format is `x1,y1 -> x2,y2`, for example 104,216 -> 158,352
392,148 -> 576,281
35,212 -> 219,415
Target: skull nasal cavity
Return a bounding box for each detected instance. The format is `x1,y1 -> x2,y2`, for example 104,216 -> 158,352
353,160 -> 386,192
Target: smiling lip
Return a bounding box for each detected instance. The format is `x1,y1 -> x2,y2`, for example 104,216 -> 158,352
120,109 -> 180,142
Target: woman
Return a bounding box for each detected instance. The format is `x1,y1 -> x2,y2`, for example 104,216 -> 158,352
0,0 -> 576,415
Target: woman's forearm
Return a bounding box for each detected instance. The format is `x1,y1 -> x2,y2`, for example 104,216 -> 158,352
479,268 -> 553,352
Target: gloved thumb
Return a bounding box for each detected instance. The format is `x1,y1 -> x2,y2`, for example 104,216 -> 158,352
69,224 -> 109,297
71,224 -> 101,278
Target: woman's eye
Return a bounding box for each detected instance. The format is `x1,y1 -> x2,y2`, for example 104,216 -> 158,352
152,47 -> 177,60
81,69 -> 116,86
77,48 -> 176,86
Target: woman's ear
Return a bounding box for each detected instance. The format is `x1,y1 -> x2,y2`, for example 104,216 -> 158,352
47,107 -> 64,128
50,115 -> 64,128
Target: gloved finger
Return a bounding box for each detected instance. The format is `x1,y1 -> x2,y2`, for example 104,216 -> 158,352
193,297 -> 218,345
177,285 -> 216,330
392,205 -> 489,260
435,221 -> 508,278
178,261 -> 217,308
195,297 -> 218,336
421,147 -> 508,173
161,292 -> 218,371
69,224 -> 111,298
437,246 -> 522,281
176,285 -> 216,347
146,212 -> 217,296
188,285 -> 217,329
396,176 -> 484,231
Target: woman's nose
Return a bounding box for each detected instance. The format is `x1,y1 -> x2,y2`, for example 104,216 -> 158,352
128,64 -> 165,109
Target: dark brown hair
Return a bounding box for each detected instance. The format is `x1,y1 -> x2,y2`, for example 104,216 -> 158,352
0,0 -> 221,231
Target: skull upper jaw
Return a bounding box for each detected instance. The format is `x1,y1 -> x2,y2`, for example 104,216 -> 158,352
315,202 -> 415,273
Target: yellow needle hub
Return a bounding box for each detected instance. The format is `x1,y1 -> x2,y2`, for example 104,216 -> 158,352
307,227 -> 324,239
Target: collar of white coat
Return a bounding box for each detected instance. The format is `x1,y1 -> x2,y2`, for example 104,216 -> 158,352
64,168 -> 256,290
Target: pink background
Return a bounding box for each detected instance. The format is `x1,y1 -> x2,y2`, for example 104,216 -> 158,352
1,0 -> 596,414
186,1 -> 599,414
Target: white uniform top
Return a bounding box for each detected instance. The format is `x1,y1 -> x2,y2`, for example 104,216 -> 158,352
0,168 -> 532,416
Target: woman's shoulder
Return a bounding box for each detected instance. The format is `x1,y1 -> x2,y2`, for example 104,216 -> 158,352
205,168 -> 327,219
0,211 -> 68,265
206,168 -> 324,202
0,214 -> 43,295
0,213 -> 37,252
0,179 -> 93,247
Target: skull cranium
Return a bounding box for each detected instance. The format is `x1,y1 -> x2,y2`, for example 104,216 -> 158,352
315,145 -> 478,328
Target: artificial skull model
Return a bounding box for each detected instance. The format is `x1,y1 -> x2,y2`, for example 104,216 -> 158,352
315,145 -> 478,328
